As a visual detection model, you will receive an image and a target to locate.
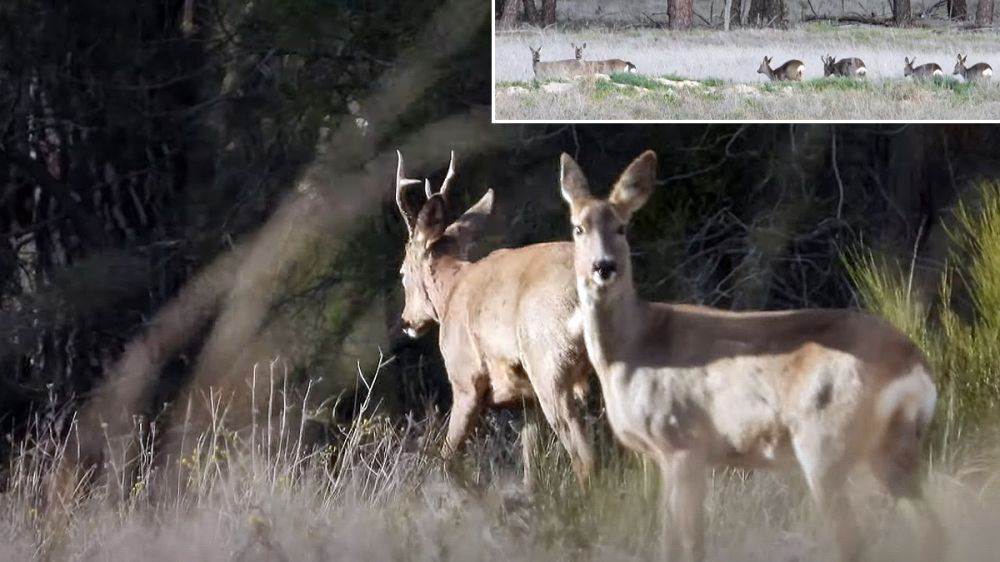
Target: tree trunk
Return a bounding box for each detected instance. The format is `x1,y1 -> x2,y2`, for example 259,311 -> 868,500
541,0 -> 557,26
747,0 -> 784,26
669,0 -> 695,29
523,0 -> 541,25
728,0 -> 743,27
499,0 -> 523,29
949,0 -> 968,18
976,0 -> 994,24
893,0 -> 912,25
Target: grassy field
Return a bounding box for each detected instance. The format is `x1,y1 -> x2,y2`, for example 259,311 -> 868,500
3,382 -> 1000,561
494,27 -> 1000,120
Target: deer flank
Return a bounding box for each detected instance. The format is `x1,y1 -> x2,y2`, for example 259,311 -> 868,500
559,150 -> 945,562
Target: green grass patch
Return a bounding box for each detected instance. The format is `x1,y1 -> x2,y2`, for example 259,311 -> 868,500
930,76 -> 974,96
609,72 -> 663,90
799,76 -> 871,92
702,77 -> 725,88
592,77 -> 618,100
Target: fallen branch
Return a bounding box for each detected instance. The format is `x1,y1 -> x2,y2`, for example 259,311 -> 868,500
803,13 -> 895,25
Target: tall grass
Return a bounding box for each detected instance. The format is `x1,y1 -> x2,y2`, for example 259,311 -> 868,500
4,356 -> 1000,560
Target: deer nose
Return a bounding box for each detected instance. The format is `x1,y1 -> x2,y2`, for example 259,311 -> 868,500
592,259 -> 617,281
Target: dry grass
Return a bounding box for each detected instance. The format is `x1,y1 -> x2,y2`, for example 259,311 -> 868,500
494,27 -> 1000,120
3,360 -> 1000,561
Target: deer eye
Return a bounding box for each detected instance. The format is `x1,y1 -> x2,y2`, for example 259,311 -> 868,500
616,224 -> 626,236
573,225 -> 584,236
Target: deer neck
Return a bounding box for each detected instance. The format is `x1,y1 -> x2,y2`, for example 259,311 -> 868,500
425,253 -> 466,321
576,272 -> 644,377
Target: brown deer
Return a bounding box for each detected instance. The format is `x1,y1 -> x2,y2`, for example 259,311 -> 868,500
581,58 -> 637,74
822,54 -> 867,77
559,150 -> 944,562
757,56 -> 804,81
529,45 -> 585,80
572,42 -> 587,60
904,57 -> 943,79
394,150 -> 594,489
953,53 -> 993,81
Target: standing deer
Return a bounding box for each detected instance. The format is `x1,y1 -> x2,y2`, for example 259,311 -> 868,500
822,54 -> 867,77
394,150 -> 594,489
757,56 -> 805,81
558,150 -> 945,562
529,45 -> 586,80
953,53 -> 993,81
904,57 -> 943,79
573,42 -> 587,60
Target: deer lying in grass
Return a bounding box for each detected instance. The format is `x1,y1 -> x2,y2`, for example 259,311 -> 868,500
529,46 -> 585,80
822,54 -> 867,77
904,57 -> 943,79
559,150 -> 944,562
953,53 -> 993,81
570,42 -> 637,74
394,150 -> 594,488
757,56 -> 804,81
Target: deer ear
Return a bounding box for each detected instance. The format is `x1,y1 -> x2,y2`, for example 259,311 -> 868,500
609,150 -> 657,222
560,153 -> 592,213
443,189 -> 494,257
414,193 -> 447,249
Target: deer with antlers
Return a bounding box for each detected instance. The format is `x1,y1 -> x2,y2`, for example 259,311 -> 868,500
558,150 -> 944,562
394,150 -> 595,488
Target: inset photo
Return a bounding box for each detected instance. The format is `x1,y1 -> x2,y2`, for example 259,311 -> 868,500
493,0 -> 1000,121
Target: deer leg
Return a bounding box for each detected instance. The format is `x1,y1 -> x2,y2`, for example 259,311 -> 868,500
441,387 -> 483,480
520,403 -> 542,491
794,431 -> 862,562
869,416 -> 946,562
659,450 -> 707,562
532,379 -> 594,488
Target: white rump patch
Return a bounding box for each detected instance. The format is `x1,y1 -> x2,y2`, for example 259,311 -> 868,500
856,67 -> 867,76
877,364 -> 937,425
984,68 -> 994,77
933,69 -> 943,76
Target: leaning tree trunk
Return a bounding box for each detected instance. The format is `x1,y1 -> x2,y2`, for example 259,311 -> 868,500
541,0 -> 557,25
747,0 -> 784,26
669,0 -> 694,29
499,0 -> 524,29
976,0 -> 994,24
949,0 -> 968,18
893,0 -> 912,25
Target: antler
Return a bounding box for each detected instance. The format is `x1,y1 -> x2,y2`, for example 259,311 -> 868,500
395,150 -> 423,232
424,150 -> 457,200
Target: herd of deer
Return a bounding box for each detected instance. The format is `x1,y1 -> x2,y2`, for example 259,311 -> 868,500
394,150 -> 944,562
529,43 -> 993,84
759,53 -> 993,81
